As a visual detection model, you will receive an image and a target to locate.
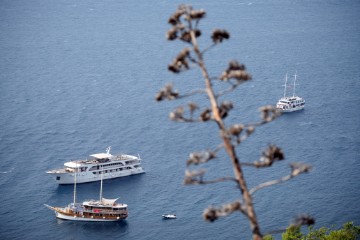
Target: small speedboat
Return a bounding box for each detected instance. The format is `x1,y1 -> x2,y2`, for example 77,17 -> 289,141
162,214 -> 176,219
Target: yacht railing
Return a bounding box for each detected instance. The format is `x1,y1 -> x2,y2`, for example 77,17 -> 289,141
82,209 -> 128,214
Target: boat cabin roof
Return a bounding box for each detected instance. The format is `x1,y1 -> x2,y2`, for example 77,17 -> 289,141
83,198 -> 128,208
64,162 -> 82,168
278,96 -> 304,103
90,153 -> 113,159
63,153 -> 113,168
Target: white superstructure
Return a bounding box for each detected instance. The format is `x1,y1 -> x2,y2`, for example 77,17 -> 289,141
276,72 -> 305,112
47,147 -> 145,184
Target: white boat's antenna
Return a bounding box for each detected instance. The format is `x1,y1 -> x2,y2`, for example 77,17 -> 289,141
282,73 -> 288,98
293,71 -> 298,97
73,167 -> 77,205
99,166 -> 103,202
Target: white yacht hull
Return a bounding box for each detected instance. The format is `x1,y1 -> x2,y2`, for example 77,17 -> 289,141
49,168 -> 145,184
55,212 -> 123,222
278,105 -> 304,112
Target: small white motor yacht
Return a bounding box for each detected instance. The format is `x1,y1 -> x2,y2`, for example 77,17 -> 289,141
162,214 -> 177,219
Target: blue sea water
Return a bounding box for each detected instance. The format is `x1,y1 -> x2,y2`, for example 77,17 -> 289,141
0,0 -> 359,239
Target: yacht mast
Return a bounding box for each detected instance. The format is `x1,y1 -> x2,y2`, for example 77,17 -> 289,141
293,71 -> 297,97
283,73 -> 288,98
73,167 -> 77,205
100,167 -> 103,202
100,147 -> 110,202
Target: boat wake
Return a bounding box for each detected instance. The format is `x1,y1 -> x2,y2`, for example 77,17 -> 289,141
0,168 -> 14,174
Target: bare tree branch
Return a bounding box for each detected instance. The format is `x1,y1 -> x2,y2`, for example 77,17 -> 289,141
181,88 -> 207,98
201,43 -> 216,55
249,163 -> 312,195
169,105 -> 218,123
186,150 -> 216,166
184,169 -> 237,185
216,81 -> 239,98
186,176 -> 237,185
203,201 -> 247,222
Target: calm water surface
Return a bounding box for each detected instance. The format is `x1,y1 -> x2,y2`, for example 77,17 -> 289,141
0,0 -> 359,239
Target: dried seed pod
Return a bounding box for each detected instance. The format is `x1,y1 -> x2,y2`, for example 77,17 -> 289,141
168,5 -> 188,25
259,105 -> 282,122
218,101 -> 233,119
169,107 -> 184,121
176,48 -> 190,61
168,63 -> 180,73
188,102 -> 199,114
228,60 -> 245,71
200,108 -> 212,121
155,84 -> 179,101
166,27 -> 178,40
229,124 -> 245,136
155,91 -> 165,102
292,214 -> 315,227
203,208 -> 218,222
228,70 -> 252,81
194,29 -> 201,38
189,9 -> 206,20
203,201 -> 241,222
180,31 -> 191,43
246,126 -> 255,135
211,29 -> 230,43
255,145 -> 285,167
220,60 -> 251,81
187,151 -> 216,166
290,163 -> 312,176
183,169 -> 206,185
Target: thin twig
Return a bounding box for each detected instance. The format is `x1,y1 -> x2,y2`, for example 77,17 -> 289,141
214,143 -> 225,153
180,88 -> 207,98
249,163 -> 311,195
216,82 -> 238,98
190,176 -> 238,185
201,43 -> 216,55
249,175 -> 293,195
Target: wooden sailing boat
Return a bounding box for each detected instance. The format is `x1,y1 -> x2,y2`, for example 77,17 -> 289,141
45,167 -> 128,221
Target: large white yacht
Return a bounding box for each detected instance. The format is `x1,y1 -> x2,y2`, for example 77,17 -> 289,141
276,72 -> 305,112
47,147 -> 145,184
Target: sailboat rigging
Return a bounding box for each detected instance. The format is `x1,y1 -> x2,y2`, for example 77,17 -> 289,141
45,165 -> 128,221
276,72 -> 305,112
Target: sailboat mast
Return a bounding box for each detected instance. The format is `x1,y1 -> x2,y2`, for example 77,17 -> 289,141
283,73 -> 288,98
293,72 -> 297,97
100,166 -> 103,202
73,167 -> 77,205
